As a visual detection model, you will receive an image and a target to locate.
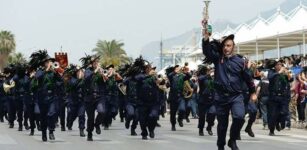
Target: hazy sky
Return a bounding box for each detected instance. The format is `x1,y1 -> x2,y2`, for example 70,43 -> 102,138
0,0 -> 285,64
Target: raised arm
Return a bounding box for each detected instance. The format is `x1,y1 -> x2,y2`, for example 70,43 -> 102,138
202,38 -> 221,63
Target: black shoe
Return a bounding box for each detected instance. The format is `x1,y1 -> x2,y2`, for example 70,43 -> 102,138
80,129 -> 85,137
186,118 -> 190,123
95,126 -> 101,135
142,136 -> 148,140
276,124 -> 281,132
218,146 -> 225,150
269,132 -> 275,136
68,127 -> 72,130
199,129 -> 204,136
131,129 -> 137,136
18,126 -> 23,131
104,126 -> 109,130
149,131 -> 155,138
29,129 -> 34,136
61,127 -> 66,131
171,126 -> 176,131
9,123 -> 14,128
125,121 -> 130,129
161,114 -> 165,118
42,131 -> 47,142
87,132 -> 93,141
237,135 -> 241,140
120,118 -> 124,123
207,129 -> 213,136
178,120 -> 183,127
0,118 -> 4,122
49,132 -> 55,140
156,123 -> 161,127
24,124 -> 30,130
245,128 -> 255,137
228,140 -> 239,150
37,125 -> 41,131
280,123 -> 286,130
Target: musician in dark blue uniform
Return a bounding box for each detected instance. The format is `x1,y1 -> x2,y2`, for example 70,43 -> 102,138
27,67 -> 41,136
81,55 -> 107,141
167,65 -> 191,131
202,33 -> 256,150
197,65 -> 216,136
30,50 -> 63,141
137,65 -> 160,140
104,64 -> 122,130
65,65 -> 86,137
14,64 -> 31,131
123,57 -> 149,136
0,74 -> 6,122
241,81 -> 258,139
3,65 -> 17,129
267,59 -> 293,136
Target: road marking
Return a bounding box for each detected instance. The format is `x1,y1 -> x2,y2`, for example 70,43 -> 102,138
163,134 -> 214,143
0,135 -> 17,144
253,134 -> 306,143
92,136 -> 123,144
32,136 -> 71,144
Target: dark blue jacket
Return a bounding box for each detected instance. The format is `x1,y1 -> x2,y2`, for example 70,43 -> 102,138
268,69 -> 293,97
123,76 -> 139,104
198,75 -> 215,104
84,67 -> 106,101
202,39 -> 255,95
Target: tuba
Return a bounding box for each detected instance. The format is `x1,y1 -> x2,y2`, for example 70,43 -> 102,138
182,64 -> 193,99
183,80 -> 193,99
3,79 -> 15,93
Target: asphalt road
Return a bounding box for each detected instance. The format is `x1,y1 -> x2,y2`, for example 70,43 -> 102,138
0,115 -> 307,150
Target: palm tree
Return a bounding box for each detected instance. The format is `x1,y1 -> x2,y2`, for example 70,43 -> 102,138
0,30 -> 16,70
92,40 -> 132,67
8,52 -> 27,64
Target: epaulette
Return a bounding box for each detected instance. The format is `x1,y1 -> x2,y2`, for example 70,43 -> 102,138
236,54 -> 244,58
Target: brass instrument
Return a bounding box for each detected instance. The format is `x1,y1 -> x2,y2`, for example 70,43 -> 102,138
157,77 -> 168,92
3,79 -> 15,93
118,82 -> 127,95
202,0 -> 212,37
52,61 -> 60,69
182,64 -> 193,99
183,80 -> 193,99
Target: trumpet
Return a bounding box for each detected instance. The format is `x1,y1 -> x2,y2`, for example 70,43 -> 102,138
202,0 -> 212,37
52,62 -> 60,69
103,69 -> 109,76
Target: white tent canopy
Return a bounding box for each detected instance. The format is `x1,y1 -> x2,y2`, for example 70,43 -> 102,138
190,4 -> 307,60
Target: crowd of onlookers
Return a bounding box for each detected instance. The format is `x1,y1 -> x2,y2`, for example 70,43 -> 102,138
181,54 -> 307,130
254,54 -> 307,129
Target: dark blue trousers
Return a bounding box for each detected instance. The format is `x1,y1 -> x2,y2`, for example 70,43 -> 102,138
215,94 -> 245,147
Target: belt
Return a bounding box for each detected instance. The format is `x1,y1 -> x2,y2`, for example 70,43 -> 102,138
220,91 -> 240,97
273,93 -> 284,96
47,90 -> 53,94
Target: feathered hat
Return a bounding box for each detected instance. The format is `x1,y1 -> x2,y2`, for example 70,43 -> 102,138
29,50 -> 55,69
